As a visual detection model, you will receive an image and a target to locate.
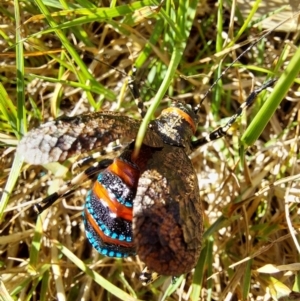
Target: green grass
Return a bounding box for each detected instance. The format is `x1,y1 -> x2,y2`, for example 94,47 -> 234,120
0,0 -> 299,300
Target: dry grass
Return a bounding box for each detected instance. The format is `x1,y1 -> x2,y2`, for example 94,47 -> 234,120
0,0 -> 300,300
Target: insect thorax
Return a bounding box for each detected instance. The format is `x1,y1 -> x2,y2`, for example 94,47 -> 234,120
149,101 -> 198,153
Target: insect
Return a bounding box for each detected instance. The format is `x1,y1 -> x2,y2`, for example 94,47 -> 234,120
17,76 -> 275,277
16,33 -> 277,278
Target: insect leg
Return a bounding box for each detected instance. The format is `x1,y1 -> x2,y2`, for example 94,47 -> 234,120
128,66 -> 147,118
34,159 -> 113,214
82,55 -> 146,117
192,79 -> 277,149
139,266 -> 160,286
71,143 -> 123,171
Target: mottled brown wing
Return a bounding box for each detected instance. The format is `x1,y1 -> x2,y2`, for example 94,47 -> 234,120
17,111 -> 163,165
133,144 -> 203,276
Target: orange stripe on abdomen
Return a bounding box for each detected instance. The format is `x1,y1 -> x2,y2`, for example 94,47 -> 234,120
108,158 -> 140,187
92,180 -> 133,221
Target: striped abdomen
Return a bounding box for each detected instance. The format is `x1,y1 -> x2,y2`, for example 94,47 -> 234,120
83,156 -> 140,258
